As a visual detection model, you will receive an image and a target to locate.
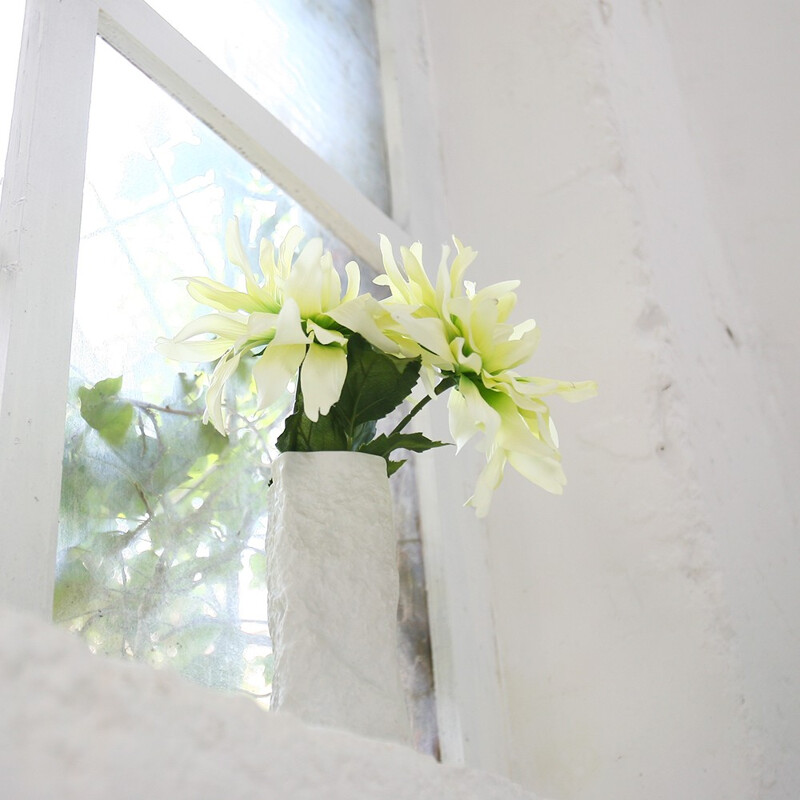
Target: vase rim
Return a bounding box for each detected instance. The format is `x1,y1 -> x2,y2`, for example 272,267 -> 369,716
271,450 -> 385,464
269,450 -> 390,482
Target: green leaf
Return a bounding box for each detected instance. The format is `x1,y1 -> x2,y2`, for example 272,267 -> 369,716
123,549 -> 161,589
198,420 -> 229,455
146,409 -> 227,495
274,337 -> 424,456
185,453 -> 220,481
351,419 -> 377,449
150,622 -> 222,671
359,431 -> 450,459
332,335 -> 421,437
386,458 -> 406,477
78,377 -> 134,446
53,556 -> 95,622
277,388 -> 348,452
358,431 -> 450,476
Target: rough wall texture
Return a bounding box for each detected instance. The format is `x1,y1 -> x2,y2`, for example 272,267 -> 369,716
0,606 -> 539,800
597,3 -> 800,796
422,0 -> 798,798
652,4 -> 800,794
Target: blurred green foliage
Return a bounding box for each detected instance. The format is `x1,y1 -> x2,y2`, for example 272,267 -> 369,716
55,368 -> 282,700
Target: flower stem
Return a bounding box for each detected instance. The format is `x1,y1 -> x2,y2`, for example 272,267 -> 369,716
389,375 -> 457,436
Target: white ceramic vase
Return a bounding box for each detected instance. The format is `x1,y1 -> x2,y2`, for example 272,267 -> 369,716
265,450 -> 411,744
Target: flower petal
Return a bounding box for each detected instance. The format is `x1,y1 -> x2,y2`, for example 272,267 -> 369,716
272,298 -> 308,346
247,311 -> 280,338
389,309 -> 452,362
203,350 -> 242,433
488,390 -> 556,459
259,237 -> 281,299
156,337 -> 233,363
400,244 -> 436,307
252,343 -> 306,411
278,226 -> 305,278
284,238 -> 326,318
507,450 -> 566,494
300,342 -> 348,421
507,375 -> 599,403
342,260 -> 361,302
483,325 -> 540,373
467,448 -> 507,517
184,277 -> 262,313
447,386 -> 476,451
448,238 -> 478,296
472,280 -> 521,305
226,217 -> 259,285
378,235 -> 413,303
327,296 -> 412,356
319,250 -> 342,310
248,299 -> 309,407
306,320 -> 347,346
447,377 -> 501,451
449,337 -> 482,374
169,313 -> 248,343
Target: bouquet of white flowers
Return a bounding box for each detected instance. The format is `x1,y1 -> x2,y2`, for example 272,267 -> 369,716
158,220 -> 596,516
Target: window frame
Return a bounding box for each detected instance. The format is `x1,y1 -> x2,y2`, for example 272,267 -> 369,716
0,0 -> 510,774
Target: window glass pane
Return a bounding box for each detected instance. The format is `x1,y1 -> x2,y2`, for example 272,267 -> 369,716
145,0 -> 391,213
55,39 -> 363,705
0,0 -> 25,189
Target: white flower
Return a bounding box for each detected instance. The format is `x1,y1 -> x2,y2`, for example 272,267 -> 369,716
158,219 -> 403,432
377,236 -> 596,515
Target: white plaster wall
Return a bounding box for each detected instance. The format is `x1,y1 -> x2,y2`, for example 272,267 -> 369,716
598,4 -> 800,796
659,0 -> 800,445
657,5 -> 800,784
421,1 -> 799,798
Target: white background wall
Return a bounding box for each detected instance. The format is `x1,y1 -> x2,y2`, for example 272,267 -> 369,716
422,1 -> 800,798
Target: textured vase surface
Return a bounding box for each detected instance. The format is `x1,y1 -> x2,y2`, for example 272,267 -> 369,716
266,450 -> 410,744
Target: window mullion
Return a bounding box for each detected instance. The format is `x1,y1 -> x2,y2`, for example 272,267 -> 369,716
0,0 -> 99,616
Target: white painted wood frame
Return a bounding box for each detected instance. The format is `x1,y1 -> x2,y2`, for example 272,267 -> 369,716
0,0 -> 99,617
0,0 -> 509,775
376,0 -> 511,775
